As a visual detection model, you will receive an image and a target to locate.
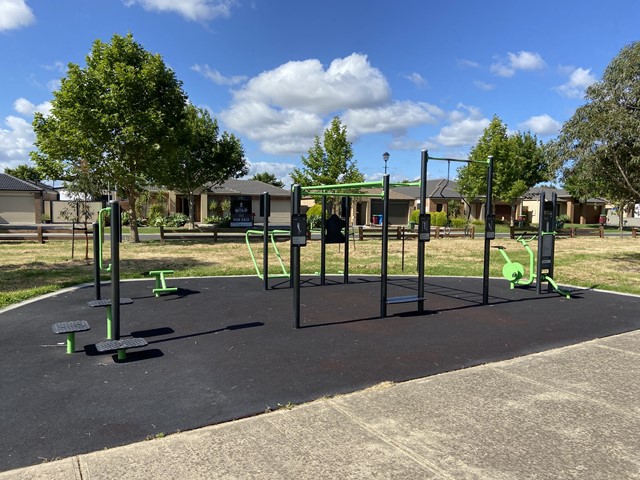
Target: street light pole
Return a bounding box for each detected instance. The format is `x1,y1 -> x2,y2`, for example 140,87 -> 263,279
382,151 -> 390,174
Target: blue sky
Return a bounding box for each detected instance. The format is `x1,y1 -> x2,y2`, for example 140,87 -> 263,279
1,0 -> 639,184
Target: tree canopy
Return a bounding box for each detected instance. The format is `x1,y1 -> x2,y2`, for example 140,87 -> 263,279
549,41 -> 640,208
251,172 -> 285,188
291,116 -> 364,187
3,164 -> 42,183
153,104 -> 247,227
456,116 -> 548,223
31,33 -> 188,242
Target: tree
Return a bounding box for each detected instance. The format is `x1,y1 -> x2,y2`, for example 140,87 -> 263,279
31,33 -> 188,242
251,172 -> 285,188
291,116 -> 364,187
153,104 -> 247,228
549,41 -> 640,220
456,116 -> 548,224
291,116 -> 364,211
4,164 -> 42,183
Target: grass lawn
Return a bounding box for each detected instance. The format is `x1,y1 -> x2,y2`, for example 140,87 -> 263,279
1,234 -> 639,309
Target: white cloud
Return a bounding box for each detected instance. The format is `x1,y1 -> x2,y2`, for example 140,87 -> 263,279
343,101 -> 443,137
122,0 -> 236,22
13,97 -> 51,116
554,67 -> 597,98
0,115 -> 35,170
432,105 -> 490,147
220,53 -> 401,155
403,72 -> 427,87
473,80 -> 495,91
457,59 -> 480,69
233,53 -> 390,114
0,0 -> 35,31
518,114 -> 561,136
491,50 -> 545,78
191,64 -> 247,86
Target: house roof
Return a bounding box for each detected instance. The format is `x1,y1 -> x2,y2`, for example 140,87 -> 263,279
524,186 -> 606,204
0,173 -> 43,192
208,179 -> 290,197
361,188 -> 416,201
392,179 -> 463,199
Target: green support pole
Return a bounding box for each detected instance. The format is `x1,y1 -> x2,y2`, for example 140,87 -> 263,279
118,349 -> 126,361
106,305 -> 113,340
66,333 -> 75,354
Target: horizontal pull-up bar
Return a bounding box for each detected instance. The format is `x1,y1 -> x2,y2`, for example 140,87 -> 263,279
428,155 -> 490,165
304,191 -> 384,198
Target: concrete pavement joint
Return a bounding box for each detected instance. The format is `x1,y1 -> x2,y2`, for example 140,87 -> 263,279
327,399 -> 457,480
593,343 -> 640,356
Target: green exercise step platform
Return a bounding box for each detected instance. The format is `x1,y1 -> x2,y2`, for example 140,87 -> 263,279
144,270 -> 179,297
95,337 -> 148,361
52,320 -> 91,354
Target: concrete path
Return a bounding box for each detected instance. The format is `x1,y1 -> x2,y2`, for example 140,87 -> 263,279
2,329 -> 638,480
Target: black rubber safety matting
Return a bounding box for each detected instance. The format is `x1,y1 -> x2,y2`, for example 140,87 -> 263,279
1,275 -> 639,471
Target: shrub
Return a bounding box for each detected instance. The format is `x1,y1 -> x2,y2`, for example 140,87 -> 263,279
164,213 -> 189,227
306,204 -> 327,229
410,209 -> 420,224
431,211 -> 447,227
450,217 -> 468,228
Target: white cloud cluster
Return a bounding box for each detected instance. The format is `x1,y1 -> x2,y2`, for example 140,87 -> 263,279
0,0 -> 35,31
432,105 -> 490,147
122,0 -> 236,22
403,72 -> 427,87
219,53 -> 446,156
554,67 -> 597,98
491,51 -> 545,78
0,97 -> 49,170
518,114 -> 561,136
0,115 -> 35,170
13,97 -> 51,116
192,64 -> 247,86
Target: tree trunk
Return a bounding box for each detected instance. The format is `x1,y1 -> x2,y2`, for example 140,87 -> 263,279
128,190 -> 140,243
188,193 -> 196,230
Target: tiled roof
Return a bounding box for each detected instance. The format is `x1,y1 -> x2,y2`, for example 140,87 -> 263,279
524,186 -> 606,204
392,179 -> 463,199
208,179 -> 290,197
0,173 -> 43,192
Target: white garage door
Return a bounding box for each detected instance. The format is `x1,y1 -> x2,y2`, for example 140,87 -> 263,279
0,194 -> 36,224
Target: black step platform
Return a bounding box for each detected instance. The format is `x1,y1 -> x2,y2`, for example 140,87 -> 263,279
52,320 -> 90,334
87,298 -> 134,308
95,337 -> 148,352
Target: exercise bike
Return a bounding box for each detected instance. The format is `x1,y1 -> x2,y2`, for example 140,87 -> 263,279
494,232 -> 571,298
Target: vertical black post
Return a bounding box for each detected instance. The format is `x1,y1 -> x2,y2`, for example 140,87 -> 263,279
320,195 -> 326,286
110,201 -> 121,340
343,196 -> 351,284
548,193 -> 557,292
482,155 -> 494,305
418,150 -> 428,313
289,188 -> 295,288
380,174 -> 390,318
536,192 -> 546,294
292,185 -> 301,329
93,221 -> 101,300
262,192 -> 270,291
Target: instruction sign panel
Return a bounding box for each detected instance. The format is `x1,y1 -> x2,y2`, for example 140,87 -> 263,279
485,214 -> 496,240
418,213 -> 431,241
291,214 -> 307,246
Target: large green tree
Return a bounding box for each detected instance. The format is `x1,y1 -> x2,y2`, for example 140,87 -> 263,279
153,104 -> 247,228
457,116 -> 548,223
3,164 -> 42,183
549,41 -> 640,218
31,33 -> 188,242
291,116 -> 364,187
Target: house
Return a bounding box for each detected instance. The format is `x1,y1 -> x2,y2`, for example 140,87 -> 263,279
169,179 -> 291,226
520,187 -> 607,225
0,173 -> 58,224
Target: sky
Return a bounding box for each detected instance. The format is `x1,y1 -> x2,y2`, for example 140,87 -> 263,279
1,0 -> 639,185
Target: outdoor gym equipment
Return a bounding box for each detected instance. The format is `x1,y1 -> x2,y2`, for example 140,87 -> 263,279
245,228 -> 290,281
494,233 -> 570,298
494,191 -> 571,299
